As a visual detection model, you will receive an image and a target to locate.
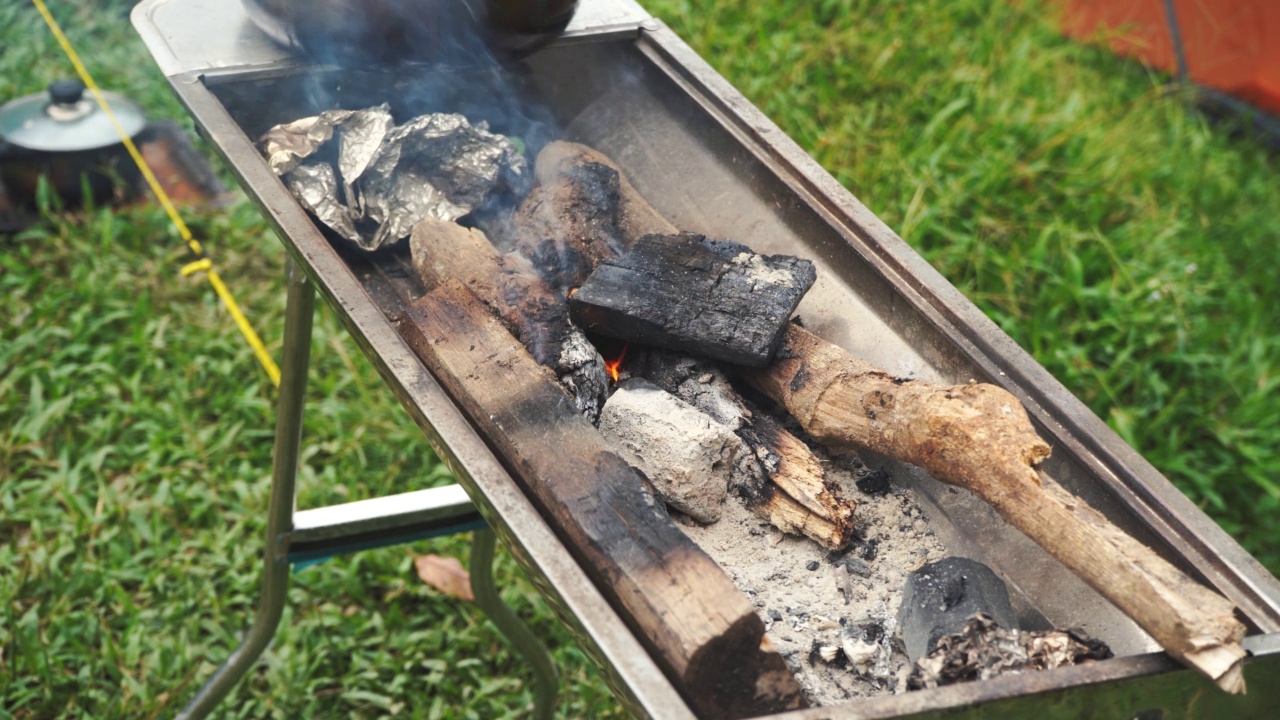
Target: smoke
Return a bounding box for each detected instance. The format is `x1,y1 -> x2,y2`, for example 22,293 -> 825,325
267,0 -> 565,156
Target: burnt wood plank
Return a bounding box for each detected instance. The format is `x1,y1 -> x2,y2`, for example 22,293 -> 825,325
569,233 -> 816,367
410,218 -> 608,421
398,281 -> 805,718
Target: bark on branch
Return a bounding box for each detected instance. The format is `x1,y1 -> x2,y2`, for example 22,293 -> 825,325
746,323 -> 1248,693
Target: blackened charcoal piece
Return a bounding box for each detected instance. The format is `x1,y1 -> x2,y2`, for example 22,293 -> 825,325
858,538 -> 879,562
829,554 -> 872,578
898,557 -> 1018,662
569,233 -> 817,367
855,468 -> 892,496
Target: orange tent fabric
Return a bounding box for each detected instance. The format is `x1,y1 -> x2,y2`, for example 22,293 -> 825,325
1062,0 -> 1280,115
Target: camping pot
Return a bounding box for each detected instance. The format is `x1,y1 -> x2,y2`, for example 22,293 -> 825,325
0,80 -> 146,209
241,0 -> 579,64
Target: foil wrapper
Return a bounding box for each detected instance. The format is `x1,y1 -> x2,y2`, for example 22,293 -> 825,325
284,163 -> 360,244
260,108 -> 355,176
260,107 -> 528,251
336,105 -> 394,208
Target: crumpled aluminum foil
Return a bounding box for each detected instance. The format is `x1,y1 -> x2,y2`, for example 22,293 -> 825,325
284,163 -> 359,244
336,105 -> 394,209
260,106 -> 528,251
260,108 -> 355,176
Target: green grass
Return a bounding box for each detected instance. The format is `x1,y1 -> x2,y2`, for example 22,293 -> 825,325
3,0 -> 1280,717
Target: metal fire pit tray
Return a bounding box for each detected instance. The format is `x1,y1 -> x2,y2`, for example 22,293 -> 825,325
134,1 -> 1280,717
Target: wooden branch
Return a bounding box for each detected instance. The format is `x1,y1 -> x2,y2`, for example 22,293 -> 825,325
410,218 -> 608,421
399,281 -> 806,718
746,323 -> 1248,693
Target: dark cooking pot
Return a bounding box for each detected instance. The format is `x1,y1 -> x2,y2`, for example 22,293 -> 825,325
242,0 -> 579,64
0,80 -> 146,209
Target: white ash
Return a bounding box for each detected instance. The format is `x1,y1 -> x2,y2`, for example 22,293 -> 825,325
598,378 -> 745,523
676,464 -> 949,706
731,251 -> 799,288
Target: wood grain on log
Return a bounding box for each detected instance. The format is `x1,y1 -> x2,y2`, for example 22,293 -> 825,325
399,281 -> 806,718
746,323 -> 1248,693
410,218 -> 608,421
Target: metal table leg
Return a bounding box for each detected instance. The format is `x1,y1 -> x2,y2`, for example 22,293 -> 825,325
177,260 -> 315,720
471,529 -> 559,720
176,261 -> 556,718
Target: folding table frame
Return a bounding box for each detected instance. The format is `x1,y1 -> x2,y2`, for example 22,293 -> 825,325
175,263 -> 558,720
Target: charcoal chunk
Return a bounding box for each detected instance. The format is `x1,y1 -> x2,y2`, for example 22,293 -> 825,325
898,557 -> 1018,662
568,233 -> 816,367
839,556 -> 872,578
855,469 -> 892,496
858,538 -> 879,562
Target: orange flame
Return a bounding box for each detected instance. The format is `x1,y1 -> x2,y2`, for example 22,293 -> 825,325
604,342 -> 629,383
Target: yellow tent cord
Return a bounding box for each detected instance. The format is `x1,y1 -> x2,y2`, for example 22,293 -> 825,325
32,0 -> 282,387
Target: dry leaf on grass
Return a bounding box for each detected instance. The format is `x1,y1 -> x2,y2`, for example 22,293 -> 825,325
414,554 -> 474,602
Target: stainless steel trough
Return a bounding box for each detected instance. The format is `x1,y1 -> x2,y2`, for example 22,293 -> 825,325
134,1 -> 1280,717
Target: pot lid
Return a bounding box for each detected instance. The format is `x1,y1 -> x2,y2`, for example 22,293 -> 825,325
0,80 -> 147,152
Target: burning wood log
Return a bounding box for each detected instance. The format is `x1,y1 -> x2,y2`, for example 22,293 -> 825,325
569,232 -> 817,367
507,157 -> 625,291
745,323 -> 1248,693
398,281 -> 806,718
409,217 -> 608,421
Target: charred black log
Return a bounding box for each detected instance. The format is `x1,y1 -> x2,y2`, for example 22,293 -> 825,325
533,141 -> 678,244
569,233 -> 816,367
504,160 -> 626,292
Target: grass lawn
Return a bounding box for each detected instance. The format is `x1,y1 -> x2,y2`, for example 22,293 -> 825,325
3,0 -> 1279,717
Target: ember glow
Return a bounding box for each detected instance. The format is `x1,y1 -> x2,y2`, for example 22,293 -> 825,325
605,342 -> 629,383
